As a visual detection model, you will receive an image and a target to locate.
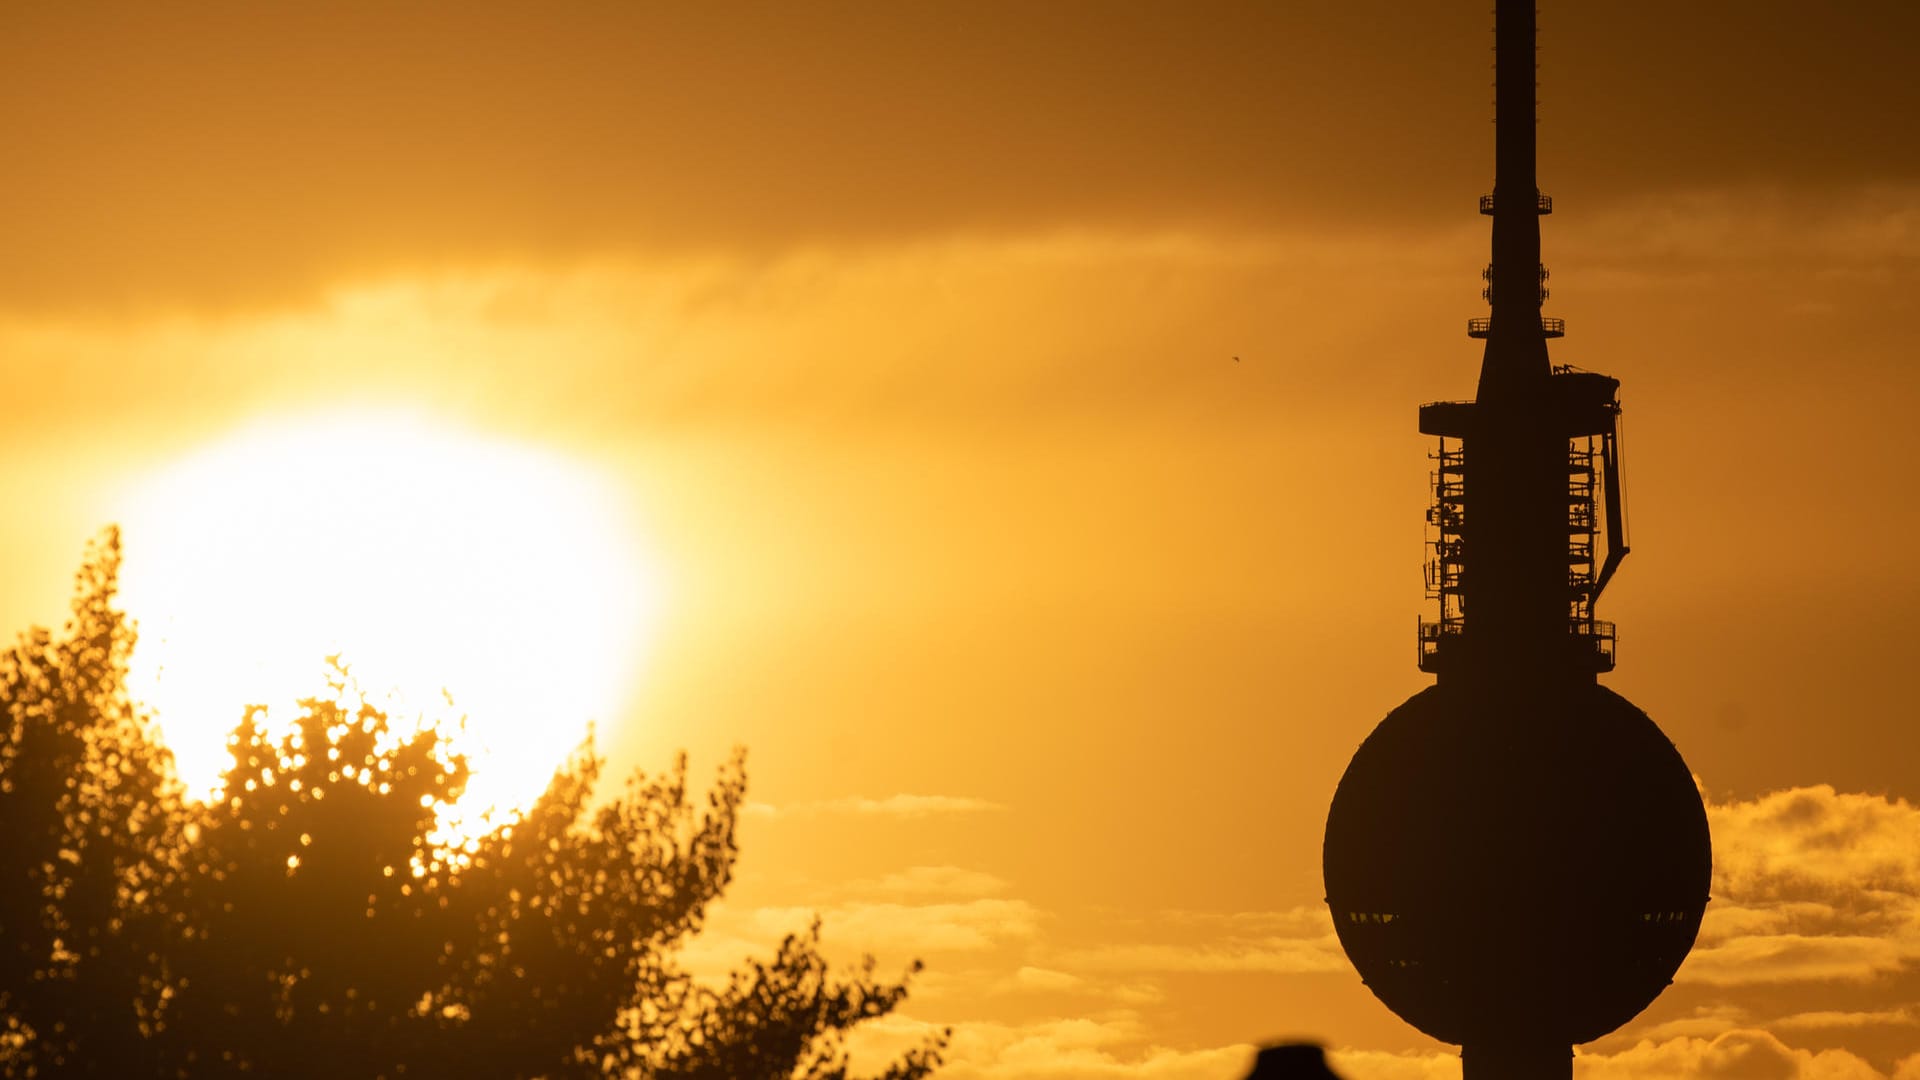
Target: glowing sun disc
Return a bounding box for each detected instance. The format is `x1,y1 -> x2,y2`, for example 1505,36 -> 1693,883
109,409 -> 662,820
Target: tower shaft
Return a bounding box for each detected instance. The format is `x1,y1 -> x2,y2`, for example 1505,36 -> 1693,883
1432,0 -> 1599,683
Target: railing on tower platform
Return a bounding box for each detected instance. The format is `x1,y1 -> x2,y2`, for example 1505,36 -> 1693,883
1479,192 -> 1554,215
1467,316 -> 1564,339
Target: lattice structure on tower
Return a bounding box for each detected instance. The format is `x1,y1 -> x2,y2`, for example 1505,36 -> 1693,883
1419,439 -> 1466,668
1563,395 -> 1622,670
1416,366 -> 1627,675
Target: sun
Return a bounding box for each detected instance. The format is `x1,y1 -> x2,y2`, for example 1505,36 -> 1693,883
108,408 -> 663,821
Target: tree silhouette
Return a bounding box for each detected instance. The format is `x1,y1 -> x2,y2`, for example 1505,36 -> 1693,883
0,532 -> 945,1079
0,532 -> 183,1076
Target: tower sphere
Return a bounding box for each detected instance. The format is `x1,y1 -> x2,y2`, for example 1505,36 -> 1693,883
1322,681 -> 1711,1046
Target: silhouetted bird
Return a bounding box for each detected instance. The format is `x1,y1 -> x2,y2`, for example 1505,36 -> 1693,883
1244,1041 -> 1345,1079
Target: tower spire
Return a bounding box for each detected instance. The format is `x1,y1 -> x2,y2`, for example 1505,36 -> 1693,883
1478,0 -> 1553,401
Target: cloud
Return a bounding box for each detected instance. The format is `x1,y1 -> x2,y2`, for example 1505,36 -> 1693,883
1631,1006 -> 1755,1043
1711,786 -> 1920,898
745,794 -> 1006,820
1560,185 -> 1920,272
754,898 -> 1042,955
1324,1048 -> 1461,1080
22,201 -> 1916,469
668,894 -> 1039,992
1059,940 -> 1347,977
6,4 -> 1918,311
699,787 -> 1920,1078
850,1023 -> 1920,1080
1010,966 -> 1083,993
846,1027 -> 1920,1080
1574,1031 -> 1893,1080
0,235 -> 1420,456
999,967 -> 1163,1006
1680,932 -> 1915,988
1057,906 -> 1347,975
850,866 -> 1013,900
1678,785 -> 1920,987
1617,998 -> 1920,1068
1774,1009 -> 1917,1031
0,4 -> 1583,310
849,1012 -> 1254,1080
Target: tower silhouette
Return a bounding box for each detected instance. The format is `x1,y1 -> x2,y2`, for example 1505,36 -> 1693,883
1320,4 -> 1712,1077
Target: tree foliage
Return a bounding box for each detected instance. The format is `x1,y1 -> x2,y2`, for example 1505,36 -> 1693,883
0,532 -> 945,1078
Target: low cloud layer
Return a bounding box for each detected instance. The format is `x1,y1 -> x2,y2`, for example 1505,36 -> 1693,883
849,1013 -> 1254,1080
745,794 -> 1007,820
1333,1031 -> 1920,1080
1684,785 -> 1920,988
752,784 -> 1920,1078
1059,908 -> 1346,976
1576,1030 -> 1919,1080
849,1024 -> 1920,1080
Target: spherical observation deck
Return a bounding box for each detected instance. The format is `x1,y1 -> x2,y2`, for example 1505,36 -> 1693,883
1322,681 -> 1711,1047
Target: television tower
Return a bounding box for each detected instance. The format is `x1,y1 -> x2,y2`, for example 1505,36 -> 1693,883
1320,4 -> 1712,1077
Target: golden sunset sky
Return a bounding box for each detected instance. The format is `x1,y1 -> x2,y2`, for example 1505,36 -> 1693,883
3,3 -> 1919,1077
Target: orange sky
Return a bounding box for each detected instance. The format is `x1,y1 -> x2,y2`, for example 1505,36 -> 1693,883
2,3 -> 1919,1077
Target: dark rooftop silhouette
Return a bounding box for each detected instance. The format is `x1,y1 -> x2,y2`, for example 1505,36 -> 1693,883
1244,1042 -> 1345,1080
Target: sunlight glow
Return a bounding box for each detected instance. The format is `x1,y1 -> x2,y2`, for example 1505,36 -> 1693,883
110,409 -> 662,822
